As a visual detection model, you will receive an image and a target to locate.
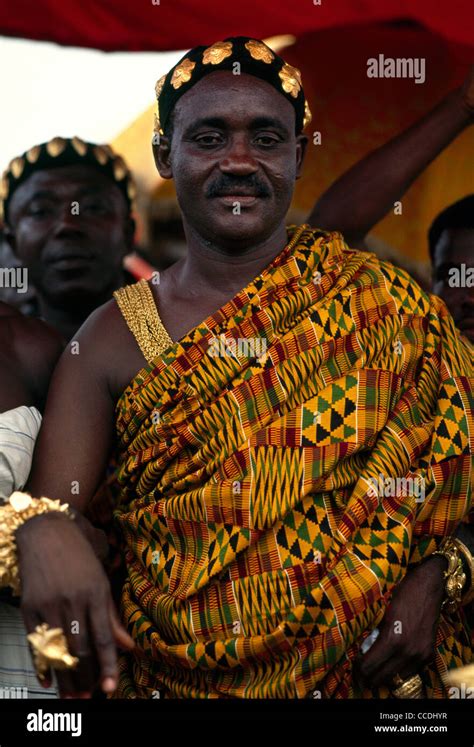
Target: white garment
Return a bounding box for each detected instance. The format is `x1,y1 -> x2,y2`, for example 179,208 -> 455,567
0,405 -> 58,698
0,405 -> 41,502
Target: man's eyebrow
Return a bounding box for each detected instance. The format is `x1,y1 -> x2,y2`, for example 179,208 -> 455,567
249,117 -> 290,135
183,117 -> 228,136
76,186 -> 111,199
26,190 -> 56,201
27,187 -> 110,201
183,116 -> 290,137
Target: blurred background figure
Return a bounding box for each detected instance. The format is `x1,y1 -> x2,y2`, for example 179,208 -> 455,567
429,196 -> 474,344
0,137 -> 151,341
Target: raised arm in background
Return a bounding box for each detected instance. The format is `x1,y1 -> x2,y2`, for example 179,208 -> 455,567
308,66 -> 474,246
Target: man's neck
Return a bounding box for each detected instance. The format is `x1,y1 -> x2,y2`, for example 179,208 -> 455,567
175,222 -> 290,298
38,275 -> 125,342
36,302 -> 86,342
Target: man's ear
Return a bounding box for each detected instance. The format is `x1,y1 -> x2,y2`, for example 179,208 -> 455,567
295,134 -> 309,179
2,224 -> 17,255
152,134 -> 173,179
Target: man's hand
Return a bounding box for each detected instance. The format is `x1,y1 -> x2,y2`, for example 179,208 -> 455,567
69,508 -> 109,562
17,512 -> 134,698
357,556 -> 446,689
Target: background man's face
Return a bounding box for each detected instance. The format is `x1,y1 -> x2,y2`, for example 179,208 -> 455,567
432,228 -> 474,342
157,71 -> 307,249
7,164 -> 132,308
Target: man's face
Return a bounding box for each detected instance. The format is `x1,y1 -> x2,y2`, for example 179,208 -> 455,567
6,164 -> 133,308
432,228 -> 474,343
154,71 -> 307,250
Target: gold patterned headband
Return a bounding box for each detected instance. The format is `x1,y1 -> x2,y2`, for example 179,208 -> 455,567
154,36 -> 312,138
1,136 -> 136,224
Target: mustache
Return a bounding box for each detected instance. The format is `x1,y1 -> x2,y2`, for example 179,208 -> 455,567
206,175 -> 271,198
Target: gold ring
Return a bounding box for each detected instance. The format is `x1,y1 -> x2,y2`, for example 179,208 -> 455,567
27,623 -> 79,680
392,673 -> 424,699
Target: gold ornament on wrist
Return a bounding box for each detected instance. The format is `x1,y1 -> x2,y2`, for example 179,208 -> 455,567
454,536 -> 474,606
433,537 -> 467,614
0,491 -> 74,595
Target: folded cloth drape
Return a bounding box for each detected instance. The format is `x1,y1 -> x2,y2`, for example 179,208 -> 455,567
110,225 -> 473,698
0,405 -> 41,502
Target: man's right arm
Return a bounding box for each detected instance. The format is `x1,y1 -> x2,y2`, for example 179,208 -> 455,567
15,302 -> 134,697
25,306 -> 116,511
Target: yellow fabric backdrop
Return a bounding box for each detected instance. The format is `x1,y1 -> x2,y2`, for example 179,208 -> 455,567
287,24 -> 474,265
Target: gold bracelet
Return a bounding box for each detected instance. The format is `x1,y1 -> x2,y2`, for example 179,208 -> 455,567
0,491 -> 74,596
432,537 -> 467,615
454,537 -> 474,606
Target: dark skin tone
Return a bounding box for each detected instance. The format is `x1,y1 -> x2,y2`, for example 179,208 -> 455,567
150,71 -> 308,338
432,228 -> 474,344
4,165 -> 134,342
15,72 -> 458,697
0,301 -> 63,413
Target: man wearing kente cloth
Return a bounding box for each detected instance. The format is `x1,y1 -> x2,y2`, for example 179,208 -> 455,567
1,37 -> 473,700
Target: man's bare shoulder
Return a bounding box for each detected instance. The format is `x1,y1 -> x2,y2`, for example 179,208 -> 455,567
76,296 -> 125,338
0,304 -> 64,409
15,315 -> 63,355
73,296 -> 149,401
0,302 -> 62,362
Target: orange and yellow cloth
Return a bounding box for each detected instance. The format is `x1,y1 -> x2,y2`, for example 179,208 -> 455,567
109,225 -> 473,698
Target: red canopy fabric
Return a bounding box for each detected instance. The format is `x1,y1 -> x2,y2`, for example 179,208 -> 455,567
0,0 -> 473,52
